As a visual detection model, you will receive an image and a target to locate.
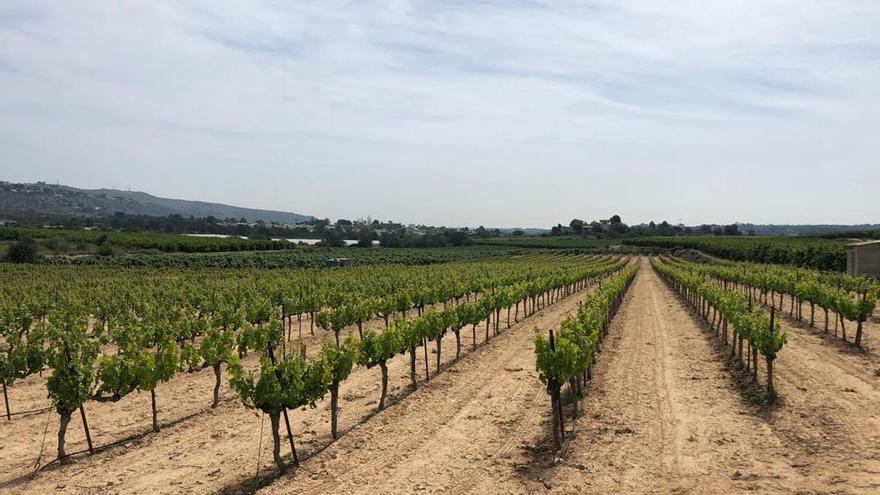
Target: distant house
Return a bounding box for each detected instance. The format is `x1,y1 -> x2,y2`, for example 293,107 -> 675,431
846,241 -> 880,279
0,219 -> 16,227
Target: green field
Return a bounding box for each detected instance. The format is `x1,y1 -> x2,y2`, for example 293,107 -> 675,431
46,245 -> 537,268
622,236 -> 849,271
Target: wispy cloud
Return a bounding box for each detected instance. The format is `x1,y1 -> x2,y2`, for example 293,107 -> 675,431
0,0 -> 878,226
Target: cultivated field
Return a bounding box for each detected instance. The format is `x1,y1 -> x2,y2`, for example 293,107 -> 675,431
1,250 -> 879,494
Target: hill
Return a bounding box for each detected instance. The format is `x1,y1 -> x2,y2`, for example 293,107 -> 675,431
0,181 -> 313,224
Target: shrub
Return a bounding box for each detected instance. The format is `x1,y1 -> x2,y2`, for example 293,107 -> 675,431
6,238 -> 39,263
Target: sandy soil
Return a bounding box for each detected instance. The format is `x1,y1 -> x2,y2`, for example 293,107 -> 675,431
761,304 -> 880,493
0,274 -> 593,494
548,262 -> 880,494
5,259 -> 879,495
0,310 -> 386,485
256,261 -> 603,495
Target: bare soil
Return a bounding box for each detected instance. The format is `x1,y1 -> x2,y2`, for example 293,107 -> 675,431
4,260 -> 879,494
549,261 -> 880,494
258,264 -> 599,495
0,280 -> 585,494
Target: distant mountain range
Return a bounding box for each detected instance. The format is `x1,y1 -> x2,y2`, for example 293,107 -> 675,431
0,181 -> 313,224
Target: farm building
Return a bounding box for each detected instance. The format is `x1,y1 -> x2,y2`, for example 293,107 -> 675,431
846,241 -> 880,278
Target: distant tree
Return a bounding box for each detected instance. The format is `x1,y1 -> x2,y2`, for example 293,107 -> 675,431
445,230 -> 468,246
610,215 -> 622,225
747,229 -> 756,236
657,221 -> 673,236
379,232 -> 402,248
723,224 -> 741,236
313,218 -> 330,235
512,229 -> 524,236
321,228 -> 347,247
357,229 -> 375,247
6,238 -> 39,263
476,226 -> 489,238
698,224 -> 713,234
712,226 -> 724,235
610,224 -> 629,235
569,219 -> 585,235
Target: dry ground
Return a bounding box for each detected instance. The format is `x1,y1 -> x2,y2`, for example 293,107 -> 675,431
550,261 -> 880,494
0,272 -> 596,494
3,259 -> 879,495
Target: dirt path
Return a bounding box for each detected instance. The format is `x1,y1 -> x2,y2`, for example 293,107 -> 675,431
257,266 -> 607,495
547,261 -> 804,494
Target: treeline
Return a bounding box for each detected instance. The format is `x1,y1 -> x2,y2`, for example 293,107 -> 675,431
550,216 -> 745,238
377,229 -> 469,248
1,212 -> 317,239
1,227 -> 297,255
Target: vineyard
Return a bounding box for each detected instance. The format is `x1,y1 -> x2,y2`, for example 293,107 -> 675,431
2,249 -> 879,494
49,245 -> 534,268
1,254 -> 624,479
623,235 -> 849,271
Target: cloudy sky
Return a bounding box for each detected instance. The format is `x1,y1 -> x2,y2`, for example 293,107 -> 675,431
1,1 -> 878,227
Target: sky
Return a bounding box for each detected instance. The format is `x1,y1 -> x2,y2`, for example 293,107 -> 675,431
1,1 -> 879,228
